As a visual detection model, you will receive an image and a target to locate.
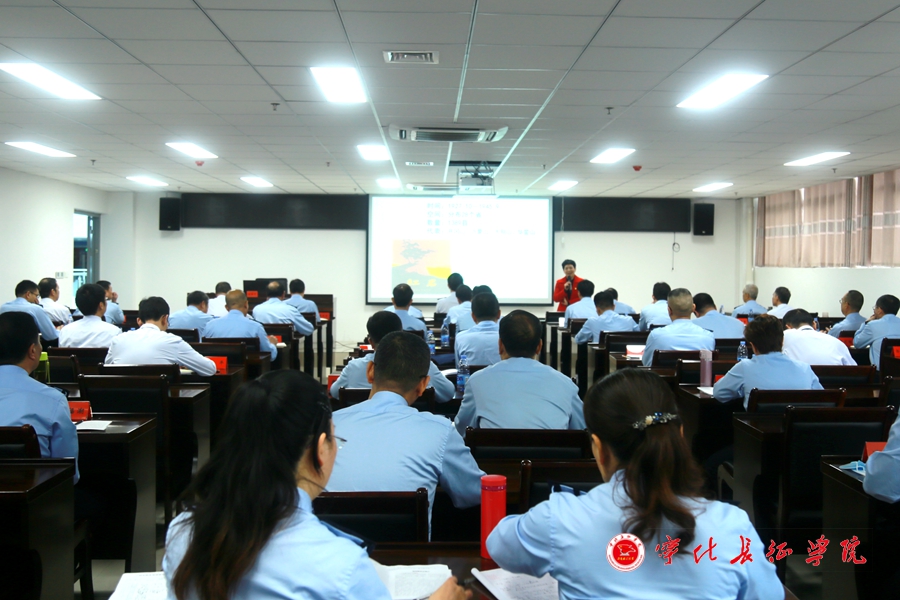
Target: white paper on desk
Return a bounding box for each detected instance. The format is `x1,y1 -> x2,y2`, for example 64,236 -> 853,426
371,559 -> 452,600
180,368 -> 193,375
697,386 -> 715,396
109,572 -> 167,600
276,342 -> 287,348
76,420 -> 112,431
472,568 -> 558,600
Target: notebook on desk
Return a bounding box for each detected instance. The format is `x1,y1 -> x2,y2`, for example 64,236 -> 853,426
472,568 -> 558,600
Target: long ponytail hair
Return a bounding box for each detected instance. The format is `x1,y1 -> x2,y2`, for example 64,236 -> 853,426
584,369 -> 705,549
171,370 -> 331,600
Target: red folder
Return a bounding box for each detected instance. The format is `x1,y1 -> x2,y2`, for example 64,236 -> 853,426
69,401 -> 92,422
863,442 -> 887,461
209,356 -> 228,374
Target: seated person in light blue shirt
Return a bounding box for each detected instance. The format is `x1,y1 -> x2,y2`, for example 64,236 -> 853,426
96,280 -> 124,325
638,281 -> 673,331
606,287 -> 635,315
0,280 -> 60,341
0,312 -> 78,481
714,315 -> 823,410
564,280 -> 597,325
766,286 -> 793,319
642,288 -> 715,367
329,312 -> 454,402
732,283 -> 769,316
864,411 -> 900,503
168,290 -> 215,337
435,272 -> 463,315
854,294 -> 900,370
251,281 -> 314,336
575,290 -> 638,344
827,289 -> 866,338
388,283 -> 426,332
487,369 -> 782,600
285,278 -> 320,323
444,285 -> 475,332
203,290 -> 279,360
454,292 -> 501,368
330,332 -> 484,533
455,310 -> 585,437
692,293 -> 746,339
164,369 -> 468,600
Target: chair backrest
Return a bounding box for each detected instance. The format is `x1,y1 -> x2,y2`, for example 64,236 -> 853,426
433,312 -> 447,326
47,347 -> 107,375
47,355 -> 78,383
674,359 -> 737,385
545,311 -> 564,324
189,342 -> 248,365
0,425 -> 40,458
121,310 -> 140,330
168,328 -> 200,343
881,376 -> 900,409
77,375 -> 171,449
518,459 -> 602,512
714,338 -> 749,358
604,332 -> 650,353
879,338 -> 900,377
810,365 -> 877,387
98,363 -> 182,383
464,428 -> 591,460
652,349 -> 719,368
747,388 -> 846,413
312,488 -> 429,543
263,323 -> 295,341
568,318 -> 587,335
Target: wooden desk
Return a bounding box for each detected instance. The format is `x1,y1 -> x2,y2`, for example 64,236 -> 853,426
732,414 -> 784,524
183,367 -> 245,445
609,352 -> 644,372
850,347 -> 870,366
675,385 -> 743,463
587,343 -> 606,386
547,323 -> 560,370
78,413 -> 157,571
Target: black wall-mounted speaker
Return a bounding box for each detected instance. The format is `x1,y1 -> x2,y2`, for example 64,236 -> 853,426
159,197 -> 182,231
693,203 -> 715,236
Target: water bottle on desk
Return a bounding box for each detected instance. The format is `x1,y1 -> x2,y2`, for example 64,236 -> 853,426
426,330 -> 435,355
737,341 -> 749,361
440,323 -> 450,348
457,354 -> 470,395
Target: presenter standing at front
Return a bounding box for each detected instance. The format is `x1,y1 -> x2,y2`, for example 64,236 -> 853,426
553,259 -> 583,311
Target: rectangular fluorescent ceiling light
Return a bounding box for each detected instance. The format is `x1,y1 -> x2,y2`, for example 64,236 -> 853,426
310,67 -> 366,103
590,148 -> 635,164
5,142 -> 75,157
0,63 -> 100,100
358,144 -> 390,161
784,152 -> 850,167
127,176 -> 168,187
549,180 -> 578,191
241,176 -> 273,188
693,182 -> 733,192
677,74 -> 768,109
377,177 -> 401,189
166,142 -> 217,159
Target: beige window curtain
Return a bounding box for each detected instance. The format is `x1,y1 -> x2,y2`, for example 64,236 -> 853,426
871,170 -> 900,266
759,190 -> 801,267
850,175 -> 873,267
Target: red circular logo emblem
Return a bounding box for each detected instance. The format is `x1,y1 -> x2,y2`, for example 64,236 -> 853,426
607,533 -> 645,572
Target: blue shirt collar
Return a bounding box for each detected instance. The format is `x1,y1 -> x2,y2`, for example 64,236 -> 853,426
471,320 -> 499,331
296,487 -> 313,512
265,298 -> 281,305
367,390 -> 412,410
10,297 -> 30,306
226,309 -> 245,318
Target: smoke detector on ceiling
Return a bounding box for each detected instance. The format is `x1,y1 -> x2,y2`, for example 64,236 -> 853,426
383,51 -> 439,64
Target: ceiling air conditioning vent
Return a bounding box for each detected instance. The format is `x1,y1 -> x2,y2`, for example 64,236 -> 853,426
406,183 -> 458,193
406,161 -> 434,167
383,51 -> 439,64
389,124 -> 508,143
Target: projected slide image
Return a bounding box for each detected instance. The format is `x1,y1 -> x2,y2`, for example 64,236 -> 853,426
392,240 -> 451,294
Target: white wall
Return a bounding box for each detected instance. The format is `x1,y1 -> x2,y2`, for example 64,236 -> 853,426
754,267 -> 900,317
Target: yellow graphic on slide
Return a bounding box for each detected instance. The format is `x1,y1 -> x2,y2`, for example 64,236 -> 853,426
392,240 -> 451,295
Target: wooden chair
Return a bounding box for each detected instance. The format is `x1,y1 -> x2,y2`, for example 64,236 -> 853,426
714,338 -> 749,359
47,347 -> 107,375
651,349 -> 719,368
313,488 -> 429,543
810,364 -> 877,387
47,355 -> 78,384
189,342 -> 248,369
168,328 -> 200,343
98,363 -> 182,383
196,338 -> 256,354
879,338 -> 900,377
433,312 -> 447,327
518,459 -> 602,513
881,376 -> 900,409
120,310 -> 140,332
0,425 -> 40,459
464,428 -> 591,460
604,332 -> 650,353
674,359 -> 736,385
746,388 -> 846,413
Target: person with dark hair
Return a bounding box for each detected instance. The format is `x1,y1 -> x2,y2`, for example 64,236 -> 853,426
575,291 -> 638,344
286,278 -> 321,323
714,315 -> 822,409
252,281 -> 314,336
455,310 -> 584,436
95,280 -> 124,325
168,291 -> 215,336
0,312 -> 79,480
207,281 -> 232,318
59,283 -> 122,347
38,277 -> 72,325
454,292 -> 501,368
642,288 -> 714,367
105,297 -> 217,376
385,283 -> 426,332
330,312 -> 454,402
553,259 -> 583,311
329,332 -> 484,533
564,280 -> 596,324
782,309 -> 855,366
443,285 -> 475,332
163,369 -> 469,600
435,273 -> 464,314
691,293 -> 745,339
827,290 -> 866,338
203,290 -> 279,360
638,282 -> 672,331
732,284 -> 768,316
854,294 -> 900,370
487,369 -> 781,598
767,286 -> 793,319
605,287 -> 635,315
0,279 -> 59,341
471,284 -> 493,297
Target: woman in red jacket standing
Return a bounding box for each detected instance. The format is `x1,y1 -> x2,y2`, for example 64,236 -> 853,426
553,259 -> 584,312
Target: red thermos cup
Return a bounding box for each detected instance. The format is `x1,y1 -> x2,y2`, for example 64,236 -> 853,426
481,474 -> 507,559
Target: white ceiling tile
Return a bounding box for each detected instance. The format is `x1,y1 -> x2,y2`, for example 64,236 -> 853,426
460,88 -> 549,104
552,88 -> 645,106
42,63 -> 169,84
680,48 -> 809,74
749,0 -> 900,22
198,0 -> 332,8
473,14 -> 605,46
343,12 -> 472,44
465,69 -> 564,89
575,47 -> 698,72
270,85 -> 319,101
784,51 -> 900,76
468,45 -> 584,70
615,0 -> 761,19
711,20 -> 865,52
363,66 -> 462,88
0,37 -> 138,64
759,75 -> 869,95
480,0 -> 616,15
69,8 -> 224,40
0,7 -> 102,38
594,17 -> 732,49
561,70 -> 669,91
58,0 -> 196,7
206,9 -> 346,43
843,75 -> 900,95
370,86 -> 458,104
827,22 -> 900,53
151,65 -> 266,85
235,42 -> 353,67
337,0 -> 474,11
804,94 -> 900,111
118,40 -> 245,65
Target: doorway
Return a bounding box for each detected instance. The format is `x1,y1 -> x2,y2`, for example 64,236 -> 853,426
73,212 -> 99,296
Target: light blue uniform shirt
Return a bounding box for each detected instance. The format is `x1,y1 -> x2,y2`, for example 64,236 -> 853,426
614,300 -> 635,315
385,304 -> 423,319
202,310 -> 278,360
713,352 -> 823,410
444,301 -> 475,332
168,306 -> 215,337
0,297 -> 59,340
638,300 -> 671,331
455,357 -> 585,437
454,320 -> 501,367
863,412 -> 900,503
564,297 -> 596,325
853,314 -> 900,370
827,312 -> 866,338
285,294 -> 321,323
642,319 -> 715,367
692,311 -> 746,339
251,298 -> 314,336
487,470 -> 783,600
328,352 -> 454,403
392,308 -> 426,332
0,365 -> 78,481
575,310 -> 638,344
163,488 -> 390,600
104,301 -> 125,325
330,391 -> 484,531
732,299 -> 768,316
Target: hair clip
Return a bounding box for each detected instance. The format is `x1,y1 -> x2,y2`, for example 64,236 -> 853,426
632,412 -> 678,431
